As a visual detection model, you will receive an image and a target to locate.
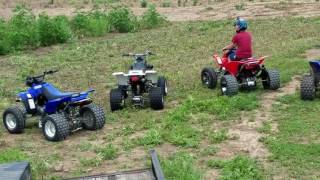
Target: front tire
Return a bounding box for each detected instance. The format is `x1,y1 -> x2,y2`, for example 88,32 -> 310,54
157,76 -> 168,96
3,105 -> 26,134
42,113 -> 70,142
80,104 -> 106,130
149,87 -> 164,110
201,67 -> 218,89
300,75 -> 316,100
110,88 -> 125,111
221,75 -> 239,96
262,69 -> 280,90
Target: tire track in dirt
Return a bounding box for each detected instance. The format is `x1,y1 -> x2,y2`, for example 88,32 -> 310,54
208,76 -> 300,179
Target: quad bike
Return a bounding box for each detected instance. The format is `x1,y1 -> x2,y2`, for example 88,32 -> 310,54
110,51 -> 168,111
300,60 -> 320,100
2,70 -> 106,141
201,50 -> 280,96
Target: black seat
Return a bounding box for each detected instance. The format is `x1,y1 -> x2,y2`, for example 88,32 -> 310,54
42,84 -> 75,101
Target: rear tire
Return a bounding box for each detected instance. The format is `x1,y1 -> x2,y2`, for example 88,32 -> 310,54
42,113 -> 70,142
149,87 -> 164,110
157,76 -> 168,96
110,88 -> 125,111
80,104 -> 106,130
221,75 -> 239,96
262,69 -> 280,90
300,75 -> 316,100
201,67 -> 218,89
3,105 -> 26,134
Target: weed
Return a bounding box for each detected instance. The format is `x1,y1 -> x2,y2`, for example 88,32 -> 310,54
235,3 -> 246,10
200,145 -> 218,156
96,144 -> 118,160
208,155 -> 263,180
80,156 -> 102,167
137,129 -> 162,146
257,121 -> 272,134
162,152 -> 203,180
140,0 -> 148,8
162,1 -> 171,7
208,129 -> 229,144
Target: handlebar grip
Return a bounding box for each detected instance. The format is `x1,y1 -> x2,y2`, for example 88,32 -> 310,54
122,53 -> 129,56
45,70 -> 59,74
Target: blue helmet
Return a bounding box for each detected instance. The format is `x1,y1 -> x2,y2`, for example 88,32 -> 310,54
234,17 -> 248,31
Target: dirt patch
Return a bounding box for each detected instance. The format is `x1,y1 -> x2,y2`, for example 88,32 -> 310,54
304,49 -> 320,61
216,76 -> 300,159
1,1 -> 320,21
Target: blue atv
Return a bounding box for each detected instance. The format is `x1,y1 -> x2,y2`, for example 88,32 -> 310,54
2,70 -> 106,141
301,60 -> 320,100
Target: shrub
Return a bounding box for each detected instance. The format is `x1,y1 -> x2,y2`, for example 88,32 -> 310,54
140,5 -> 167,29
38,14 -> 72,46
7,6 -> 39,50
108,7 -> 137,33
72,10 -> 111,37
0,19 -> 10,55
140,0 -> 148,8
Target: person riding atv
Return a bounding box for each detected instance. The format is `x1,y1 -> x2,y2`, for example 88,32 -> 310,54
223,17 -> 253,61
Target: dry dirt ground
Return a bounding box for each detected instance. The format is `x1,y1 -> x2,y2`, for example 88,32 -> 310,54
0,0 -> 320,21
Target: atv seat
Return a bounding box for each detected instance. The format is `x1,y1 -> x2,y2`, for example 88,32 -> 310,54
43,84 -> 77,101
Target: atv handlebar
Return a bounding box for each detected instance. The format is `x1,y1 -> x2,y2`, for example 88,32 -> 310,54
122,51 -> 155,57
26,70 -> 59,86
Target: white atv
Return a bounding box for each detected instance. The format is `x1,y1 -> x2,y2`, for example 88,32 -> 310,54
110,51 -> 168,111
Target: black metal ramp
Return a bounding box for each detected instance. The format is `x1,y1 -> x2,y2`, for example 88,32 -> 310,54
0,161 -> 31,180
66,149 -> 165,180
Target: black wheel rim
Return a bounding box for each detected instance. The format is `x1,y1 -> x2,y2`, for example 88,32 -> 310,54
221,78 -> 227,95
202,72 -> 210,86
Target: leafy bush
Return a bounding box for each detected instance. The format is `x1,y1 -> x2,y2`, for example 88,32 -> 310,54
38,14 -> 72,46
7,6 -> 39,50
108,7 -> 137,33
140,5 -> 167,29
0,19 -> 10,55
71,10 -> 111,37
140,0 -> 148,8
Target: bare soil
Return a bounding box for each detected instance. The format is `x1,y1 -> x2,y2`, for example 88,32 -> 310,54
1,1 -> 320,21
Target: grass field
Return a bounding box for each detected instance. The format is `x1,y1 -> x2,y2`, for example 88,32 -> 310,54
0,15 -> 320,179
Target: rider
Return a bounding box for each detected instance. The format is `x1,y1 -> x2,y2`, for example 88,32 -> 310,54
223,17 -> 252,61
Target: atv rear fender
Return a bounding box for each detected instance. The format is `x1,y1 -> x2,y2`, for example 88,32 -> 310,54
309,61 -> 320,74
113,72 -> 129,86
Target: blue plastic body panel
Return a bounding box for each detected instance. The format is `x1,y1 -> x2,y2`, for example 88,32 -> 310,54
17,82 -> 93,114
309,60 -> 320,73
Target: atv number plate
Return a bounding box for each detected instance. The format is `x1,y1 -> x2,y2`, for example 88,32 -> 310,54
27,94 -> 36,110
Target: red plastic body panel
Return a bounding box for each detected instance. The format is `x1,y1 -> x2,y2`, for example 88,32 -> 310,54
213,53 -> 267,76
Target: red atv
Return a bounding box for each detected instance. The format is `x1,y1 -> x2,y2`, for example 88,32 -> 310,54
201,51 -> 280,96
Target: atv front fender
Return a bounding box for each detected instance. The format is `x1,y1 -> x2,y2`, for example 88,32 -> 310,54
17,92 -> 37,114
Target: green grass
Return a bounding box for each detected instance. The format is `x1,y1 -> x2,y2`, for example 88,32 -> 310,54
207,155 -> 263,180
95,144 -> 118,160
0,16 -> 320,178
263,94 -> 320,178
162,152 -> 203,180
